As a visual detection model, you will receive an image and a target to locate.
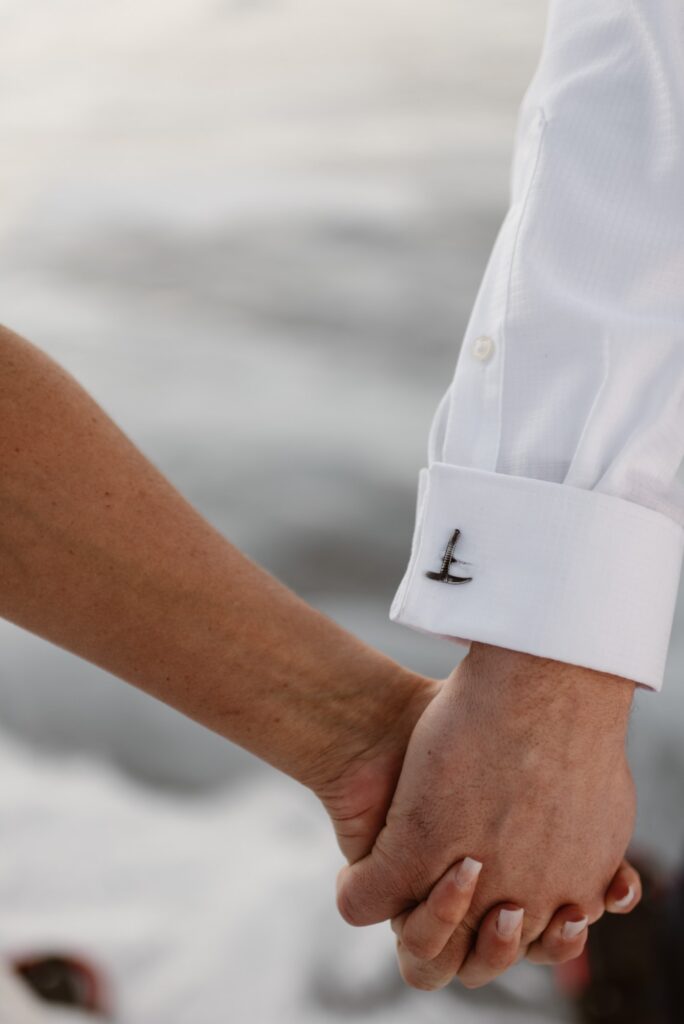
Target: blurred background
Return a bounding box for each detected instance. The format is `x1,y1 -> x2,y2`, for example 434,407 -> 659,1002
0,1 -> 683,1021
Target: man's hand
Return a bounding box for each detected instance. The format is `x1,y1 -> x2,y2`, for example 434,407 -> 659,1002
334,642 -> 637,989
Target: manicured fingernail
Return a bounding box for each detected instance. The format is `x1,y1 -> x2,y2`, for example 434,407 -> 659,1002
497,908 -> 524,938
613,884 -> 635,910
454,857 -> 483,889
561,917 -> 588,941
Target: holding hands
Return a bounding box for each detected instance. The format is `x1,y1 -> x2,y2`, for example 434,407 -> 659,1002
0,327 -> 643,997
320,642 -> 641,990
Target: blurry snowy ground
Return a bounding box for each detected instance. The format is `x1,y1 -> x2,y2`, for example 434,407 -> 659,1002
0,731 -> 567,1024
0,0 -> 684,1020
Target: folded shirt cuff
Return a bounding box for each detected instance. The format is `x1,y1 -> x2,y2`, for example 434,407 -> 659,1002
390,463 -> 684,691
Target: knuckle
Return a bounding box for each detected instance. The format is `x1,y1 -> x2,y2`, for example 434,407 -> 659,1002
377,844 -> 436,903
402,932 -> 439,961
526,949 -> 551,966
399,961 -> 438,992
459,975 -> 485,991
543,935 -> 566,959
564,943 -> 587,964
429,886 -> 463,926
486,945 -> 518,972
368,841 -> 428,904
431,908 -> 456,928
549,943 -> 585,966
541,936 -> 571,962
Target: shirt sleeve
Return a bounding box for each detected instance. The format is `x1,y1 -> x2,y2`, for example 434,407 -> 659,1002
390,0 -> 684,691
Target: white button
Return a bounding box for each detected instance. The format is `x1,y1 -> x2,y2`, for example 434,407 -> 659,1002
472,335 -> 495,362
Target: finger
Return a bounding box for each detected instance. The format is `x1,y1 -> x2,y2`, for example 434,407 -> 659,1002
395,922 -> 472,991
396,901 -> 523,993
604,858 -> 642,914
455,904 -> 525,989
525,905 -> 589,966
392,858 -> 483,961
336,848 -> 416,927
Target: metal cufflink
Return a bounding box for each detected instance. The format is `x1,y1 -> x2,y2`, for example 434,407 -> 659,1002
425,528 -> 473,585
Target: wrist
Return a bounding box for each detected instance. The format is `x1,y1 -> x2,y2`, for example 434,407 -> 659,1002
310,658 -> 436,865
301,654 -> 434,799
457,642 -> 634,750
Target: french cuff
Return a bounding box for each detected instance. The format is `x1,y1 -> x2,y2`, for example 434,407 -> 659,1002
390,462 -> 684,691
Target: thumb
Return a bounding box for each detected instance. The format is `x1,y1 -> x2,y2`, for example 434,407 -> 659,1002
336,848 -> 412,927
330,799 -> 392,865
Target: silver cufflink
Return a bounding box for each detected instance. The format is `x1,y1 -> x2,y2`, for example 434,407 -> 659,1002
425,528 -> 473,585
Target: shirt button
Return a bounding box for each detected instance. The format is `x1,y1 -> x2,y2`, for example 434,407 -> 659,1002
472,335 -> 495,362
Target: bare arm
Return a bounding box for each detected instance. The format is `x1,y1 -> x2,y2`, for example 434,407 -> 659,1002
0,324 -> 425,793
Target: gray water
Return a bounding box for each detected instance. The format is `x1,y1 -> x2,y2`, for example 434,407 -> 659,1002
0,0 -> 548,784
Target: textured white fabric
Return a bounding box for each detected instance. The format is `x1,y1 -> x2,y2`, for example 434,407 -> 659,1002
391,0 -> 684,690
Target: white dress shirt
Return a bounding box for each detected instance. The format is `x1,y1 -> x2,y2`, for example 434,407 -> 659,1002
390,0 -> 684,691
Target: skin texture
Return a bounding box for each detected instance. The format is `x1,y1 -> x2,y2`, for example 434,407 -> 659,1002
0,324 -> 422,792
0,325 -> 639,988
336,643 -> 637,989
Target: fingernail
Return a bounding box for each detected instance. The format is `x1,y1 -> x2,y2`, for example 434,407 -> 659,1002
561,917 -> 588,941
454,857 -> 483,889
497,907 -> 524,938
613,884 -> 635,910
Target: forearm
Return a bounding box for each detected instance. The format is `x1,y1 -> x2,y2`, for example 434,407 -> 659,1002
0,325 -> 423,789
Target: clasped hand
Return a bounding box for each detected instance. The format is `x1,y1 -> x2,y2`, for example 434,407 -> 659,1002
322,643 -> 640,991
